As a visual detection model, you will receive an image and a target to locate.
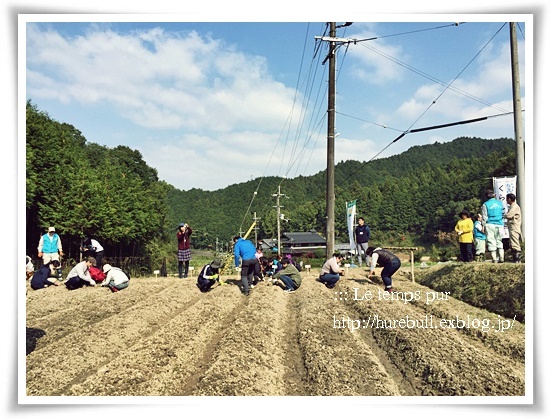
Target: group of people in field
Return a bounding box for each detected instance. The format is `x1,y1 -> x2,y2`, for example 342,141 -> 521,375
226,219 -> 402,295
29,189 -> 521,296
455,190 -> 523,263
27,228 -> 130,293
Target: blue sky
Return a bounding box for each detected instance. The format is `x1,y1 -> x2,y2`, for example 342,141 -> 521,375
22,15 -> 531,191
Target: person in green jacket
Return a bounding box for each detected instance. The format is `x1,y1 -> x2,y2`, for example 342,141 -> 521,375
271,257 -> 302,293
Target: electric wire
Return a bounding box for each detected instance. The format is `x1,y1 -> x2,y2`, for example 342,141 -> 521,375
238,21 -> 518,241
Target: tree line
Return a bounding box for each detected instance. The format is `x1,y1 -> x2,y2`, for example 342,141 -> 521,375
26,100 -> 516,270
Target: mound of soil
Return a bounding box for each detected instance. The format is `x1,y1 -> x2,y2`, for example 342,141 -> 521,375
415,262 -> 525,322
25,264 -> 525,397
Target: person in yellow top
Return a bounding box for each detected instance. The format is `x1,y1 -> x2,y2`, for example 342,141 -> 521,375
455,210 -> 474,262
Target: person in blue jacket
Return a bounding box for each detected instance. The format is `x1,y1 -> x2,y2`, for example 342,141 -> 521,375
233,236 -> 261,296
30,260 -> 61,290
481,189 -> 505,263
473,213 -> 487,262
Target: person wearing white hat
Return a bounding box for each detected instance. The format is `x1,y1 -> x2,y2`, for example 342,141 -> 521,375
101,264 -> 130,293
37,226 -> 64,264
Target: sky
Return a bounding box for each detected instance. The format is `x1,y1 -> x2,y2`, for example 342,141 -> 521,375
22,15 -> 531,192
5,1 -> 548,417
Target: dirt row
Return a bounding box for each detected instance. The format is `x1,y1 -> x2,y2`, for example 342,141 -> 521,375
25,267 -> 525,397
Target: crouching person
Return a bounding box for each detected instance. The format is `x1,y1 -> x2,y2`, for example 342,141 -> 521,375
271,257 -> 302,293
101,264 -> 129,293
196,258 -> 224,293
65,257 -> 97,290
30,260 -> 61,290
26,256 -> 35,281
318,253 -> 345,289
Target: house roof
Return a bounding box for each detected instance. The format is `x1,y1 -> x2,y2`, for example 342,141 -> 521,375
281,232 -> 326,245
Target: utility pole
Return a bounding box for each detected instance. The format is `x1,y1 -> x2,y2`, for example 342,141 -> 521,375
272,186 -> 285,257
509,22 -> 525,237
315,23 -> 353,259
325,22 -> 337,259
253,212 -> 261,244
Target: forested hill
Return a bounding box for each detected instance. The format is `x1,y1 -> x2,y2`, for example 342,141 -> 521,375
25,100 -> 515,261
167,137 -> 516,248
311,137 -> 514,188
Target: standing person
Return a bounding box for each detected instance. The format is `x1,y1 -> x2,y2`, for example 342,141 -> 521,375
176,222 -> 193,278
101,264 -> 130,293
37,226 -> 64,264
505,193 -> 523,263
366,246 -> 401,293
196,258 -> 224,293
473,213 -> 487,262
80,237 -> 105,268
271,257 -> 302,293
454,210 -> 474,262
233,236 -> 261,296
317,253 -> 345,289
481,189 -> 505,263
65,257 -> 97,290
30,260 -> 61,290
37,227 -> 64,280
354,217 -> 371,267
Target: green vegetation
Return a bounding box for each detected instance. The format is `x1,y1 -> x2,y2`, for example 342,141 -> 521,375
416,263 -> 525,322
26,100 -> 517,273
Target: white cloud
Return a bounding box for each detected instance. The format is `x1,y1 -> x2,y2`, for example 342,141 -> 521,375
24,20 -> 526,191
26,24 -> 300,134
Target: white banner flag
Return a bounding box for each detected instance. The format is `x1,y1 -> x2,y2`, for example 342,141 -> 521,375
493,176 -> 517,239
346,200 -> 357,251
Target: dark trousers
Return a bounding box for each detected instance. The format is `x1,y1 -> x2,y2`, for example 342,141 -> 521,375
197,278 -> 215,293
65,276 -> 92,290
459,243 -> 474,262
94,251 -> 104,268
381,258 -> 401,290
240,258 -> 259,293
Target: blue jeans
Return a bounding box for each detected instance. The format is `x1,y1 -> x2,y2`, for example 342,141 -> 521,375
279,275 -> 296,291
106,280 -> 129,291
319,273 -> 340,288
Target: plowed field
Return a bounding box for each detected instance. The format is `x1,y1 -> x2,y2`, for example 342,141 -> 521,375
25,265 -> 525,398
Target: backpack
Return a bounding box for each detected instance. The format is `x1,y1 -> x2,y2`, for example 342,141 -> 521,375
121,268 -> 131,280
89,265 -> 106,283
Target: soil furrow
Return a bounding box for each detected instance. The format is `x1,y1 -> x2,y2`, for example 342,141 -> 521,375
26,279 -> 203,395
25,265 -> 526,398
337,276 -> 524,396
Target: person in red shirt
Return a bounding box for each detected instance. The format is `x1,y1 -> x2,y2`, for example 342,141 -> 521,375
177,222 -> 193,278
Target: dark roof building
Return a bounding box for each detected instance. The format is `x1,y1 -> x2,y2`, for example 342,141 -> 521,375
261,231 -> 327,254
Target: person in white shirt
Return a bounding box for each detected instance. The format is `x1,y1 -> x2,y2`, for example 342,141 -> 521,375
65,257 -> 97,290
81,237 -> 105,268
102,264 -> 130,293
